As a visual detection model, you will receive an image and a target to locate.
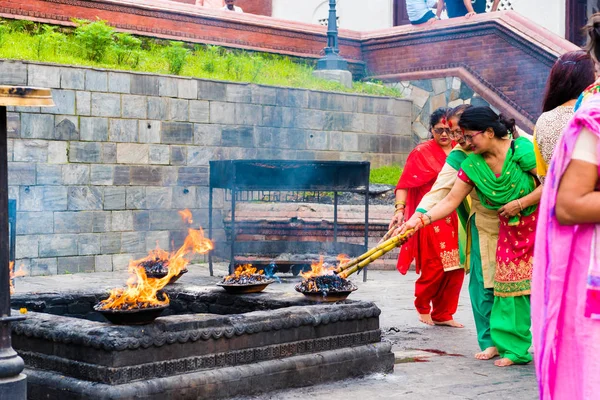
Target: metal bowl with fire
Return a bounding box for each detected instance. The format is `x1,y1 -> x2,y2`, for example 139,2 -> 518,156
295,231 -> 412,302
94,210 -> 214,325
217,264 -> 275,294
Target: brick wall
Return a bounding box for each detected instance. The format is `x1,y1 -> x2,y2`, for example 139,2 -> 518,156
1,60 -> 411,276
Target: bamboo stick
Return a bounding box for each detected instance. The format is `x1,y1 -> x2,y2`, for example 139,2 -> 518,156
378,223 -> 397,245
334,230 -> 413,274
338,241 -> 399,278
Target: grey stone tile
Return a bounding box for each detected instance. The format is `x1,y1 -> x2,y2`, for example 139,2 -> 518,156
69,142 -> 102,163
226,84 -> 252,103
116,143 -> 149,164
307,131 -> 329,150
90,164 -> 114,185
130,74 -> 159,96
13,140 -> 48,163
209,101 -> 235,124
111,211 -> 134,232
7,112 -> 20,139
36,164 -> 62,186
78,234 -> 101,255
177,166 -> 208,185
251,86 -> 278,105
93,210 -> 111,232
145,231 -> 170,252
57,256 -> 95,274
147,97 -> 168,120
194,123 -> 221,146
158,76 -> 178,97
80,117 -> 109,141
16,212 -> 53,234
170,146 -> 186,165
20,113 -> 55,139
76,91 -> 91,116
113,165 -> 130,185
197,80 -> 227,101
16,235 -> 39,259
54,211 -> 94,233
262,106 -> 283,128
91,93 -> 121,117
85,70 -> 108,91
29,258 -> 58,276
149,144 -> 170,165
0,60 -> 27,85
54,115 -> 79,141
132,210 -> 150,231
186,146 -> 215,166
100,232 -> 122,254
146,187 -> 171,210
189,100 -> 209,123
149,210 -> 187,230
130,166 -> 162,185
161,122 -> 193,144
138,120 -> 161,143
121,232 -> 147,253
109,119 -> 138,142
108,72 -> 131,93
103,143 -> 117,164
48,141 -> 68,164
172,186 -> 197,209
221,126 -> 254,147
18,186 -> 44,211
122,94 -> 147,119
276,88 -> 309,108
42,186 -> 68,210
95,255 -> 113,272
126,187 -> 146,209
235,103 -> 262,126
178,79 -> 197,99
28,64 -> 61,88
68,186 -> 103,210
104,187 -> 126,210
60,68 -> 85,90
9,163 -> 36,185
44,89 -> 75,115
168,98 -> 189,121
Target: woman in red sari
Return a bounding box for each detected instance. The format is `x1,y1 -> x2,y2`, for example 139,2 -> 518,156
390,107 -> 463,327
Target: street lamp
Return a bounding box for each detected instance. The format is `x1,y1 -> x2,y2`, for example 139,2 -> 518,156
0,86 -> 53,400
313,0 -> 352,88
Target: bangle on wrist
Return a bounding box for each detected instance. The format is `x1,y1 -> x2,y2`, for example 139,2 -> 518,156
418,215 -> 426,228
517,199 -> 523,211
395,200 -> 406,206
424,213 -> 433,225
394,208 -> 404,215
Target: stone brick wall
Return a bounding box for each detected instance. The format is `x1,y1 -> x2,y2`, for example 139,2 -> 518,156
1,60 -> 412,276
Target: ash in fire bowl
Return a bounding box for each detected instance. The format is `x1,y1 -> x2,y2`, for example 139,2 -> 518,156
217,264 -> 275,294
295,256 -> 358,302
140,257 -> 188,283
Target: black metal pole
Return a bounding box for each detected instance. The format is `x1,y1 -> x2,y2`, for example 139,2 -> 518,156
0,106 -> 27,398
230,188 -> 236,275
316,0 -> 348,71
363,165 -> 370,283
333,191 -> 338,254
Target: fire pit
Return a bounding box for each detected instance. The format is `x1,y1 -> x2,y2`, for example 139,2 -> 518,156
141,257 -> 188,284
295,275 -> 357,302
11,285 -> 394,399
94,304 -> 168,325
217,264 -> 274,294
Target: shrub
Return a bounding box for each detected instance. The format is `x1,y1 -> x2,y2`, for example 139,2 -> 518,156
33,25 -> 66,59
113,32 -> 142,66
200,45 -> 220,74
164,41 -> 189,75
370,165 -> 403,186
73,19 -> 114,62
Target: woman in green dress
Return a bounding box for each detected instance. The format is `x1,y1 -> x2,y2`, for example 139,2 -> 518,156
398,106 -> 542,367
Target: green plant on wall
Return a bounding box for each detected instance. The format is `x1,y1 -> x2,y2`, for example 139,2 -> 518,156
369,165 -> 403,186
164,41 -> 189,75
113,32 -> 142,66
33,25 -> 66,59
73,18 -> 115,62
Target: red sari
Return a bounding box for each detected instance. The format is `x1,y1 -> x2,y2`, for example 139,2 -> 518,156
396,139 -> 463,321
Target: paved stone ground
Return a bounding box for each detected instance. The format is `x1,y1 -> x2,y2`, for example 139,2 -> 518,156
13,264 -> 538,400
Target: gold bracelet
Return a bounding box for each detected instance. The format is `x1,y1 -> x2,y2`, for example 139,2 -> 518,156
394,208 -> 404,215
395,200 -> 406,206
517,199 -> 523,211
424,213 -> 433,225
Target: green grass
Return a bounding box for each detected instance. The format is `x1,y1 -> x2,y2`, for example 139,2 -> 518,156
0,19 -> 402,98
370,165 -> 402,186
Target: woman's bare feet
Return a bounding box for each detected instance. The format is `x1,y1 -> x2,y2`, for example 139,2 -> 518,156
433,319 -> 464,328
494,357 -> 515,367
475,347 -> 499,360
418,313 -> 434,325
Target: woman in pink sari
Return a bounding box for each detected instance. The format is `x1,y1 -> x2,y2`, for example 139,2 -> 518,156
532,15 -> 600,399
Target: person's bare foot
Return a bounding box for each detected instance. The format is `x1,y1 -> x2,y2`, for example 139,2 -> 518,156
494,357 -> 515,367
475,346 -> 499,360
433,319 -> 464,328
418,313 -> 434,325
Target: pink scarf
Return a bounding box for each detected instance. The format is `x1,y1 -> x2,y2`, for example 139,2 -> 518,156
532,97 -> 600,395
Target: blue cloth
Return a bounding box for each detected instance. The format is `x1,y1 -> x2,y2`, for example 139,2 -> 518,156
446,0 -> 486,18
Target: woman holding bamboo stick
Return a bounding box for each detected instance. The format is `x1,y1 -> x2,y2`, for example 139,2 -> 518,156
390,107 -> 463,327
398,106 -> 542,367
403,105 -> 502,359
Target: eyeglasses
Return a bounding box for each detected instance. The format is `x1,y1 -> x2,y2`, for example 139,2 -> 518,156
432,127 -> 450,135
448,129 -> 463,140
463,131 -> 485,142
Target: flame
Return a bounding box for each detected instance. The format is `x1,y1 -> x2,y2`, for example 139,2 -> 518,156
9,261 -> 26,295
179,209 -> 193,224
97,226 -> 213,311
224,264 -> 264,281
299,255 -> 350,292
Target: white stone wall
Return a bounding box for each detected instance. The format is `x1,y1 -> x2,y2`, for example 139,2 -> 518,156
271,0 -> 393,31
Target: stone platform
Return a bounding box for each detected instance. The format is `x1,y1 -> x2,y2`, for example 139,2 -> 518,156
11,284 -> 394,399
